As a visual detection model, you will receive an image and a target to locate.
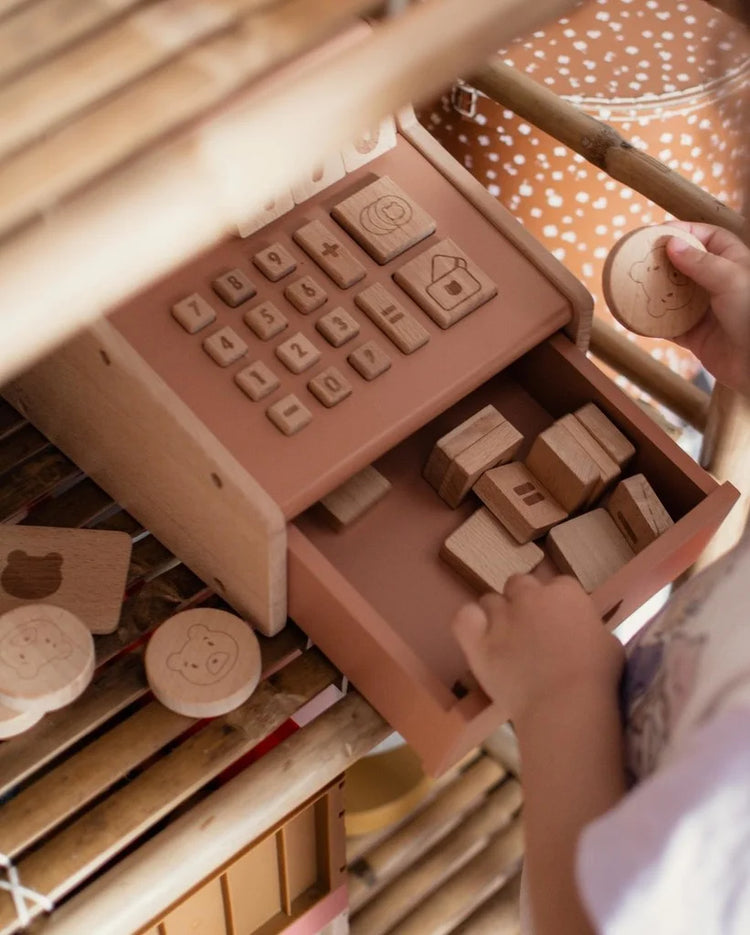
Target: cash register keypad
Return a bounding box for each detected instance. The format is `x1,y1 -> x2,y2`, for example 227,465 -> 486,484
169,174 -> 497,436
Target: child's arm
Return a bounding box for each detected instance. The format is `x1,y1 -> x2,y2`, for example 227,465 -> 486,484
452,574 -> 626,935
666,222 -> 750,397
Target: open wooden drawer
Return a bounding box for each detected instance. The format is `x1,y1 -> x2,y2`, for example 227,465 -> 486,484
288,332 -> 738,775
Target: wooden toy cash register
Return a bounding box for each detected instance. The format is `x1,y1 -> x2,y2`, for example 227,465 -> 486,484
4,71 -> 737,775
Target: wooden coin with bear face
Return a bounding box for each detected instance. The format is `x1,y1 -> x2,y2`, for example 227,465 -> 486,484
602,225 -> 709,338
145,608 -> 261,718
0,604 -> 95,713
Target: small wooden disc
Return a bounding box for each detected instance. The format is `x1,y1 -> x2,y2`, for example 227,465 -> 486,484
145,608 -> 262,718
0,700 -> 43,739
602,225 -> 709,337
0,604 -> 95,713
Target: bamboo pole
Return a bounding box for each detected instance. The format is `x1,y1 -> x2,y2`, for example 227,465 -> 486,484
349,755 -> 506,912
589,318 -> 711,431
46,693 -> 389,935
389,819 -> 524,935
0,0 -> 144,84
0,0 -> 581,386
350,779 -> 522,935
0,0 -> 279,162
470,57 -> 750,241
451,873 -> 522,935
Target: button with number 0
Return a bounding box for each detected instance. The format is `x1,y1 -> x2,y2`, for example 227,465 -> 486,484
308,366 -> 352,407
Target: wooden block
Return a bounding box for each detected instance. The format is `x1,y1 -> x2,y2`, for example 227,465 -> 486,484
556,414 -> 621,504
392,239 -> 498,329
441,508 -> 544,595
602,224 -> 709,338
291,152 -> 346,204
0,525 -> 131,634
573,403 -> 635,469
293,219 -> 366,289
546,509 -> 634,593
282,804 -> 319,901
331,175 -> 436,264
161,875 -> 226,935
473,461 -> 567,543
606,474 -> 674,553
318,466 -> 391,530
423,406 -> 505,494
525,422 -> 600,513
0,604 -> 95,713
354,283 -> 430,354
145,608 -> 261,718
236,187 -> 294,238
441,421 -> 524,509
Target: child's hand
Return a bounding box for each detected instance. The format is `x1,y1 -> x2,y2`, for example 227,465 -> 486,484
452,574 -> 624,727
666,221 -> 750,397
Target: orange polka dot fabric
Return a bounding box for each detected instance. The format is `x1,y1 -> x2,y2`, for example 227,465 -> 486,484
419,0 -> 750,402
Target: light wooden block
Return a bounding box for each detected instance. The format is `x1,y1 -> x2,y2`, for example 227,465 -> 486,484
0,604 -> 95,713
0,524 -> 131,634
236,188 -> 294,238
441,422 -> 524,508
525,422 -> 600,513
607,474 -> 674,553
318,466 -> 391,530
423,405 -> 505,493
341,115 -> 398,171
473,461 -> 568,543
441,507 -> 544,595
556,413 -> 621,504
282,804 -> 319,902
546,509 -> 634,593
291,152 -> 346,204
602,224 -> 709,338
574,403 -> 635,469
145,608 -> 261,718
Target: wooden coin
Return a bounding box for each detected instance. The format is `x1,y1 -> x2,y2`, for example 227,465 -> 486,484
0,604 -> 95,713
0,700 -> 43,739
145,608 -> 262,718
602,224 -> 709,337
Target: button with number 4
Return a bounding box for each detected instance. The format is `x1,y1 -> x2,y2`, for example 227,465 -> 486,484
203,326 -> 248,366
308,366 -> 352,407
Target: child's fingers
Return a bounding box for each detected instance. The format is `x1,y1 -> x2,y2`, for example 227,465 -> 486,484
666,237 -> 748,299
665,221 -> 750,265
503,574 -> 541,602
451,603 -> 490,652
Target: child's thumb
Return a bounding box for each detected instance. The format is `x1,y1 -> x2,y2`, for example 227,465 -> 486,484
452,603 -> 489,653
667,236 -> 732,296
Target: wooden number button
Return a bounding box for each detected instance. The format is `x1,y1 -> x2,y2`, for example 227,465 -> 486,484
331,176 -> 436,264
171,293 -> 216,334
252,242 -> 297,281
316,307 -> 360,347
145,608 -> 261,718
276,332 -> 321,374
211,268 -> 257,307
243,301 -> 288,341
348,340 -> 392,380
293,220 -> 366,288
284,275 -> 328,314
0,605 -> 95,713
354,283 -> 429,354
203,326 -> 248,367
602,224 -> 709,338
308,366 -> 352,407
235,361 -> 280,401
267,394 -> 312,435
393,239 -> 497,328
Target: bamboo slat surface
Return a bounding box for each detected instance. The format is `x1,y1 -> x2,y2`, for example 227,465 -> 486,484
0,400 -> 387,935
0,0 -> 581,387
